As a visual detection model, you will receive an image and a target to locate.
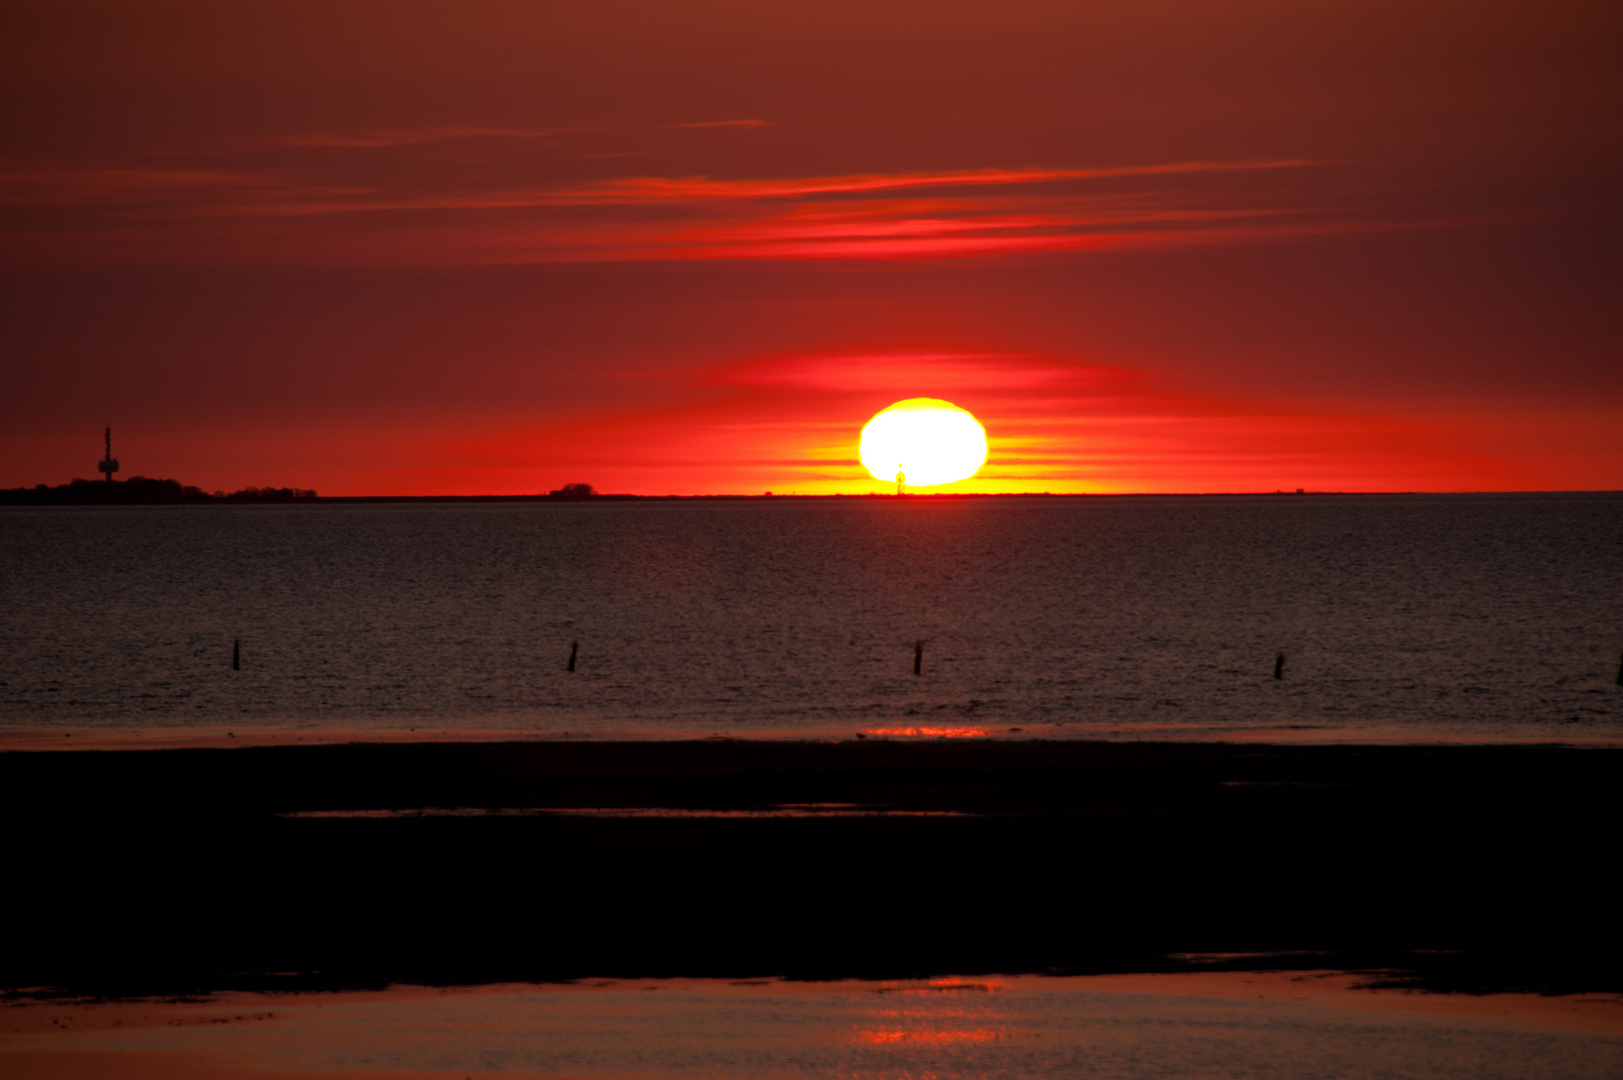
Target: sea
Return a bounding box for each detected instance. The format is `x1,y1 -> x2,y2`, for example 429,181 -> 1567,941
3,493 -> 1620,746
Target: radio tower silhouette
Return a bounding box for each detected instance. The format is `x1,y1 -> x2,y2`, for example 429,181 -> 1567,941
97,427 -> 119,486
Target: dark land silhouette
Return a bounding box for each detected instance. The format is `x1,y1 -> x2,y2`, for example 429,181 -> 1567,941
0,478 -> 319,505
2,739 -> 1617,998
0,429 -> 327,504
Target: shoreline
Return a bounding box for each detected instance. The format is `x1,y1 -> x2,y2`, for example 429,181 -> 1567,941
6,727 -> 1622,752
7,971 -> 1621,1029
4,738 -> 1619,997
8,972 -> 1619,1080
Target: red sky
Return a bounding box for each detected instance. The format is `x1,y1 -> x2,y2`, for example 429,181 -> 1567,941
2,0 -> 1618,494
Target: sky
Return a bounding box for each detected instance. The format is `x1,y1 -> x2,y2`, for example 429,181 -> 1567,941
1,0 -> 1618,495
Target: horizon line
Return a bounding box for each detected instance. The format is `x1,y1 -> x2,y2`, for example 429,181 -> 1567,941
10,488 -> 1623,503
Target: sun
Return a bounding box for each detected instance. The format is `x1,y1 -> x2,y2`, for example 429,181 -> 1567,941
859,398 -> 988,488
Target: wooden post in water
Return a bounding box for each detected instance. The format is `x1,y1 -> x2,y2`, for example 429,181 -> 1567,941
1274,651 -> 1284,680
568,640 -> 578,673
233,639 -> 240,671
914,639 -> 923,676
1616,648 -> 1622,687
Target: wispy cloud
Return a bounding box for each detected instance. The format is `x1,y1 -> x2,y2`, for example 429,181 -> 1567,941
0,159 -> 1315,212
1,154 -> 1453,267
539,160 -> 1315,205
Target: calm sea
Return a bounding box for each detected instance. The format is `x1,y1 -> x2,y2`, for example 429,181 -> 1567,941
2,494 -> 1620,745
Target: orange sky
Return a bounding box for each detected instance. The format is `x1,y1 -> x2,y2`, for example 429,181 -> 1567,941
1,0 -> 1618,493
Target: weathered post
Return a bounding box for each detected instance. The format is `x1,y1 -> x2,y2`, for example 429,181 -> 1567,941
914,639 -> 923,676
1274,651 -> 1284,680
568,640 -> 578,673
233,639 -> 241,671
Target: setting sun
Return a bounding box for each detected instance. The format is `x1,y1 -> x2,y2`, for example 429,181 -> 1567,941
859,398 -> 988,488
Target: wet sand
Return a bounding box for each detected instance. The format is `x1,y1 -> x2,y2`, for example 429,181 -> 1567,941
4,973 -> 1621,1079
2,739 -> 1618,996
8,724 -> 1623,751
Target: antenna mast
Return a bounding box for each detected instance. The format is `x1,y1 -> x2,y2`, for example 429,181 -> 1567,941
98,426 -> 120,485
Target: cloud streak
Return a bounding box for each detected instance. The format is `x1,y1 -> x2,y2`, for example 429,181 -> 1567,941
537,161 -> 1317,205
1,154 -> 1443,267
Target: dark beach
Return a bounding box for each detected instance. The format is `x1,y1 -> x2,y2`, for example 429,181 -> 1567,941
3,738 -> 1617,998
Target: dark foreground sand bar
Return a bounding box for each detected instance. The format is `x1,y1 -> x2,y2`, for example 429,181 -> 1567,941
3,739 -> 1618,996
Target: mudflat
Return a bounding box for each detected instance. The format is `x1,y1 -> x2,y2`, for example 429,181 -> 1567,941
3,739 -> 1617,996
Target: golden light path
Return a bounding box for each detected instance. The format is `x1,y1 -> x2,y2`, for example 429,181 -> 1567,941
859,398 -> 988,488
